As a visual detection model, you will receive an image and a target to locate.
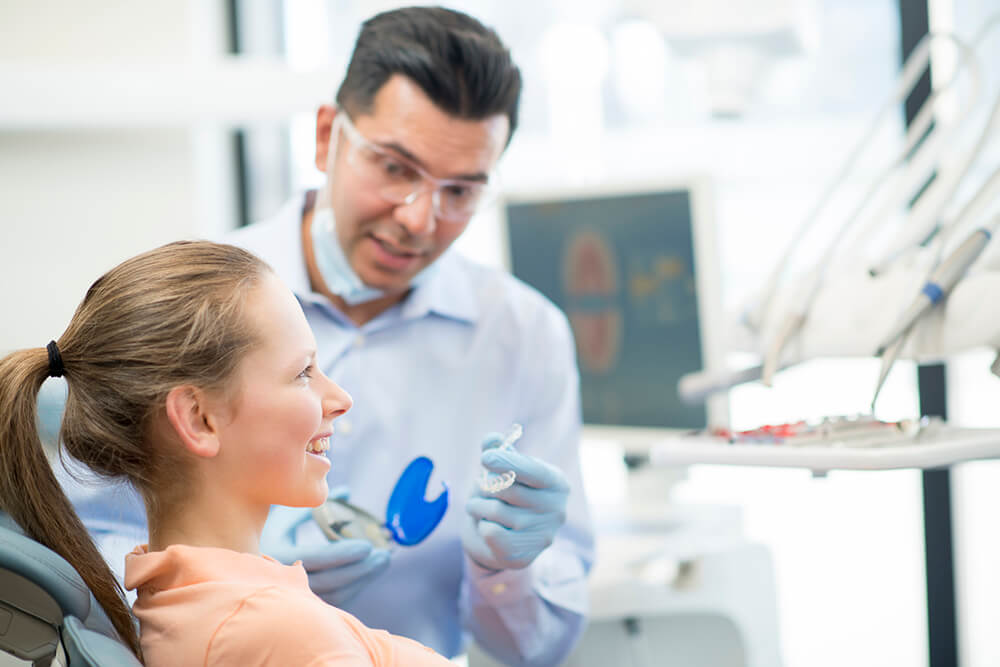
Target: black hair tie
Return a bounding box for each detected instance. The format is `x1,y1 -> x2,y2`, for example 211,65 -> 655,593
46,340 -> 65,378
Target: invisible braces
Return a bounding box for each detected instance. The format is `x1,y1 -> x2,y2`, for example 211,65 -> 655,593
478,423 -> 522,494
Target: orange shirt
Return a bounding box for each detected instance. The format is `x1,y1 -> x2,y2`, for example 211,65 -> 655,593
124,544 -> 452,667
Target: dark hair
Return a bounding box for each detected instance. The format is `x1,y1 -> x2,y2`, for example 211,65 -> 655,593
336,6 -> 522,144
0,241 -> 271,659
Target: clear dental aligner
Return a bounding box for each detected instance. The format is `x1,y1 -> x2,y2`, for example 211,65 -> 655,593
478,423 -> 522,494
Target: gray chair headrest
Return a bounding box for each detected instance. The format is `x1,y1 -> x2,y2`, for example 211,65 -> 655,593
62,616 -> 143,667
0,512 -> 119,640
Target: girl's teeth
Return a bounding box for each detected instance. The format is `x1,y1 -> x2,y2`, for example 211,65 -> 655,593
308,437 -> 330,454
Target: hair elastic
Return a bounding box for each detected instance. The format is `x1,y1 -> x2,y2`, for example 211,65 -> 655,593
46,340 -> 65,378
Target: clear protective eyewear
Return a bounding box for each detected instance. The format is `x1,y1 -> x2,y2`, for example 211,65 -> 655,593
334,112 -> 500,224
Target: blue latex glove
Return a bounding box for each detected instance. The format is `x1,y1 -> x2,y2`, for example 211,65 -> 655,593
462,433 -> 571,571
260,488 -> 391,606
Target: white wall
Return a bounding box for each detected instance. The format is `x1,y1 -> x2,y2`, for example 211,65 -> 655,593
0,0 -> 236,352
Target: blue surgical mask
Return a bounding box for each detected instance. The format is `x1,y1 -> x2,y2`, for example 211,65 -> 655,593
309,206 -> 442,306
310,207 -> 386,305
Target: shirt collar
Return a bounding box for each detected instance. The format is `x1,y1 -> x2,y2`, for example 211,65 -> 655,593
124,544 -> 306,593
399,250 -> 479,325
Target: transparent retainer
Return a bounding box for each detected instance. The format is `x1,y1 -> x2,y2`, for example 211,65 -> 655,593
478,423 -> 522,494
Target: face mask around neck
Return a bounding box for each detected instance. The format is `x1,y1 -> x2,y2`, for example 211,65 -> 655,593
308,206 -> 442,306
309,206 -> 387,305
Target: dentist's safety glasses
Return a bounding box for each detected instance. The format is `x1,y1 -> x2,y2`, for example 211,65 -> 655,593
478,423 -> 523,494
312,456 -> 449,549
336,112 -> 500,224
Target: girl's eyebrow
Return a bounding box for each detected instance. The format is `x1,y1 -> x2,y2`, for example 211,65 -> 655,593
294,349 -> 317,365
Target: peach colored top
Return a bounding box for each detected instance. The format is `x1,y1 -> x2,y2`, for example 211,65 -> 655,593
124,544 -> 451,667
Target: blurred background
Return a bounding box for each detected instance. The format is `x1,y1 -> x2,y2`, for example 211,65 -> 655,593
2,1 -> 1000,666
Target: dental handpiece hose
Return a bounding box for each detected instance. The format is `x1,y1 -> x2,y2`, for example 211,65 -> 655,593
876,226 -> 994,354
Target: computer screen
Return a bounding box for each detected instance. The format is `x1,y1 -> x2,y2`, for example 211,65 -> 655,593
504,182 -> 725,447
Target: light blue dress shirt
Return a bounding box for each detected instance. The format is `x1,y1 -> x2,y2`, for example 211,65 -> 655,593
50,193 -> 595,666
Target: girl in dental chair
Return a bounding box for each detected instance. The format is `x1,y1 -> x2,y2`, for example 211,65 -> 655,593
0,241 -> 450,666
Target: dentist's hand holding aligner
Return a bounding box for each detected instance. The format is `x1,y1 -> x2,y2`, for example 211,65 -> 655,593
260,486 -> 391,606
461,430 -> 571,571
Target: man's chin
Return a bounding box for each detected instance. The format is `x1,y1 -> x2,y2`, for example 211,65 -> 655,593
358,276 -> 412,297
360,265 -> 421,294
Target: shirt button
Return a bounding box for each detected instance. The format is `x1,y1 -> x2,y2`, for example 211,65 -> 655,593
491,583 -> 507,595
353,334 -> 365,347
338,419 -> 353,436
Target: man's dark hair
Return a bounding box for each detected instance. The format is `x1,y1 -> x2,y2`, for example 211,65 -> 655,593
336,6 -> 522,144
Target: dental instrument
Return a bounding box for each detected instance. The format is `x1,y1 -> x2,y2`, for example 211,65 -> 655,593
478,423 -> 523,494
871,219 -> 999,409
714,414 -> 924,447
313,456 -> 449,548
735,16 -> 1000,396
747,30 -> 980,340
678,361 -> 797,404
754,26 -> 996,385
871,333 -> 907,412
866,16 -> 1000,276
876,226 -> 995,355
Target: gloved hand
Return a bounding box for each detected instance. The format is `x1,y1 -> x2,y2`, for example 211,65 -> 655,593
462,433 -> 570,571
260,488 -> 391,606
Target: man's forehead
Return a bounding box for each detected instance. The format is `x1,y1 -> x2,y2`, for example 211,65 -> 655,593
357,99 -> 508,179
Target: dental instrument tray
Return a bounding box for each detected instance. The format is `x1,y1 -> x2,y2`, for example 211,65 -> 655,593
712,414 -> 922,446
648,415 -> 1000,472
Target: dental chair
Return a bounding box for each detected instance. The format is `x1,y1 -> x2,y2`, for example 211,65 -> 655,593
0,512 -> 142,667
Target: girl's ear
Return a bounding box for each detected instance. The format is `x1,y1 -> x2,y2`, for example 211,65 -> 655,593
164,386 -> 222,458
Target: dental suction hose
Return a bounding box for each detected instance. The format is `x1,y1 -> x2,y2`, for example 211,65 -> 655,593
678,363 -> 794,404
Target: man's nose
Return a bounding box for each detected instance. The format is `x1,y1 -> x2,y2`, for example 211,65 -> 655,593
393,186 -> 437,236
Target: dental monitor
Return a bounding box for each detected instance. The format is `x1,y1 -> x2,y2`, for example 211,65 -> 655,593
503,182 -> 726,455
